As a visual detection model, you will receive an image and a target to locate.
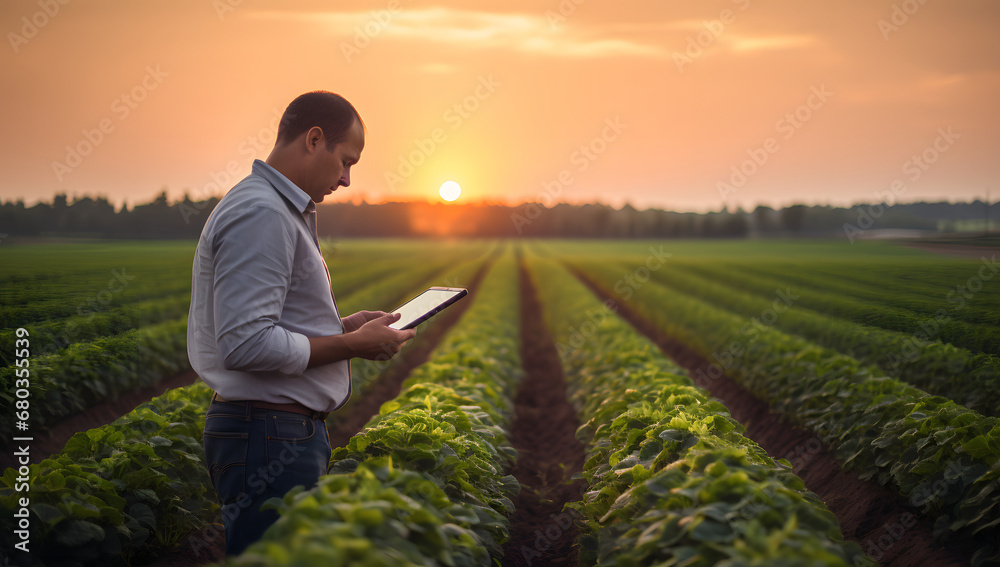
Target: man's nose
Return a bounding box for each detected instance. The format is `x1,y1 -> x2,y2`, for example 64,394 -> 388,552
340,169 -> 351,187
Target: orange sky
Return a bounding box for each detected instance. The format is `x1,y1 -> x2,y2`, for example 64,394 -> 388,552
1,0 -> 998,212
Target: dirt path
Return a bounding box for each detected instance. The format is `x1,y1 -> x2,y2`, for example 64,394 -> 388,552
501,258 -> 588,567
569,267 -> 970,567
0,369 -> 200,469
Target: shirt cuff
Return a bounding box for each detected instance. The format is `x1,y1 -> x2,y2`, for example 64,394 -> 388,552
280,332 -> 312,375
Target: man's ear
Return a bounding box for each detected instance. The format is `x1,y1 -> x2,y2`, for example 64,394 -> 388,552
304,126 -> 325,154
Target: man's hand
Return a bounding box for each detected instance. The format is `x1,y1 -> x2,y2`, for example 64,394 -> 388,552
342,310 -> 388,333
307,312 -> 416,367
347,312 -> 417,360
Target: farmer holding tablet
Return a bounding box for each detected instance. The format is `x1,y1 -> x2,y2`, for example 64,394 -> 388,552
187,91 -> 415,555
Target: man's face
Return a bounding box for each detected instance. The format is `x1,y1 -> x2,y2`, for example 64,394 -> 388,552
305,118 -> 364,203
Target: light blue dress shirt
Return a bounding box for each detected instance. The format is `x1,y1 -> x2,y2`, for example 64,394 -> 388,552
187,159 -> 350,412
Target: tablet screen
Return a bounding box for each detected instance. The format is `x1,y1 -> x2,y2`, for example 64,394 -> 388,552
389,287 -> 468,330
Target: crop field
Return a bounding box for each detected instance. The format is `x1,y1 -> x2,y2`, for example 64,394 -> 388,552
1,238 -> 998,567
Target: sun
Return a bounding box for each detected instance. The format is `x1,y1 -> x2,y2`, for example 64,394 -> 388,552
439,181 -> 461,202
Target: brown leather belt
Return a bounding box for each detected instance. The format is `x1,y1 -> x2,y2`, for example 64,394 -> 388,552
212,393 -> 330,421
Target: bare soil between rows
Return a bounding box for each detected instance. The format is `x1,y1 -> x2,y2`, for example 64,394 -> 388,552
570,268 -> 970,567
146,260 -> 492,566
0,369 -> 200,469
501,258 -> 588,567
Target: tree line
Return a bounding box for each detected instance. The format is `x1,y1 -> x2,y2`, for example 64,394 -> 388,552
1,191 -> 993,240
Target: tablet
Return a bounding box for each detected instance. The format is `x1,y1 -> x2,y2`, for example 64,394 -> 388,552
388,287 -> 468,330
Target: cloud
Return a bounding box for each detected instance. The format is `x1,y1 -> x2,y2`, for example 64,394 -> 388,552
248,7 -> 669,59
724,34 -> 815,52
417,62 -> 459,74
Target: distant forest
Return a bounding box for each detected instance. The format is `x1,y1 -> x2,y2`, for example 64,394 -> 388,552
0,191 -> 995,240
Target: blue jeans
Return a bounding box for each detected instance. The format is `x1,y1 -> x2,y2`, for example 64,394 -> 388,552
203,399 -> 331,556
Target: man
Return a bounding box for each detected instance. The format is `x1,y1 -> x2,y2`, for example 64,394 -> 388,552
187,91 -> 415,555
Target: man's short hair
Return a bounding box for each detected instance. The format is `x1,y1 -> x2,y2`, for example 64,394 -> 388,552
276,91 -> 364,150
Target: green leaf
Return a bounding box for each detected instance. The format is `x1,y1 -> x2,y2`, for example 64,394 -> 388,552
690,518 -> 733,543
128,502 -> 157,531
32,503 -> 67,526
52,519 -> 105,547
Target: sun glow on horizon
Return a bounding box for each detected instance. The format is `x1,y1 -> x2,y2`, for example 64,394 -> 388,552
439,180 -> 462,202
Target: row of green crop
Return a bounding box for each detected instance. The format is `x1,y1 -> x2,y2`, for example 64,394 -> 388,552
0,247 -> 489,440
0,255 -> 194,329
0,240 -> 474,331
0,242 -> 196,290
0,250 -> 498,566
345,247 -> 495,395
0,292 -> 191,366
630,260 -> 1000,416
225,249 -> 522,566
325,241 -> 489,299
0,278 -> 193,330
571,259 -> 1000,565
0,316 -> 192,441
0,245 -> 468,372
0,246 -> 461,362
767,261 -> 1000,326
680,260 -> 1000,355
528,256 -> 866,566
0,381 -> 218,566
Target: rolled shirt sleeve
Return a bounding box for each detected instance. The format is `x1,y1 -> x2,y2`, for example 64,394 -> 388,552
211,204 -> 311,375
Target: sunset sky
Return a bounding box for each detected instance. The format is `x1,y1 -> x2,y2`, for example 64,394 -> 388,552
1,0 -> 998,212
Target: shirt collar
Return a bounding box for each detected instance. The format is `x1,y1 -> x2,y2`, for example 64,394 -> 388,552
252,159 -> 313,213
